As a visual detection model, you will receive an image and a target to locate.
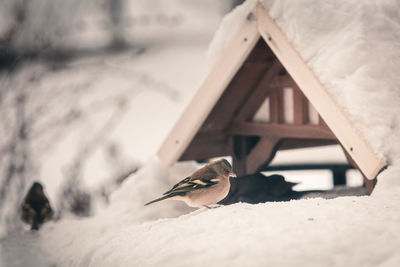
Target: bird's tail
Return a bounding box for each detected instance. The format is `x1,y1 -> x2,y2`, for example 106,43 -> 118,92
144,195 -> 173,206
31,213 -> 40,231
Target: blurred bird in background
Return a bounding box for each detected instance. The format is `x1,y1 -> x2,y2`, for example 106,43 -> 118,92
21,182 -> 53,230
145,159 -> 236,208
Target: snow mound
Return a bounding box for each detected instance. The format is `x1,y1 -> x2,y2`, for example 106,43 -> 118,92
3,157 -> 400,266
10,187 -> 400,267
107,156 -> 197,222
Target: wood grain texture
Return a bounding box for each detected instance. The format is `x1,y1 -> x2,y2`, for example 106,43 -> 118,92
235,61 -> 282,122
228,122 -> 337,140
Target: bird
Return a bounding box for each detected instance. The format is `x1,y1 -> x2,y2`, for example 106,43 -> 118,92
145,159 -> 236,208
219,173 -> 298,205
21,181 -> 54,230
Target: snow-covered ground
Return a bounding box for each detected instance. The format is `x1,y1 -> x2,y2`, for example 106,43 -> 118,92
1,0 -> 400,266
3,158 -> 400,267
40,191 -> 400,267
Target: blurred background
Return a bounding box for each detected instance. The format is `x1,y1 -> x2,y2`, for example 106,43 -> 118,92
0,0 -> 362,237
0,0 -> 239,237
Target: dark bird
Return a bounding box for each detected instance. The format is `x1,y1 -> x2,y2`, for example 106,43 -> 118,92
21,182 -> 53,230
219,173 -> 299,205
145,159 -> 236,208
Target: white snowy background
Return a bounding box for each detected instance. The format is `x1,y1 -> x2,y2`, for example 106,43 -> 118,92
1,0 -> 400,266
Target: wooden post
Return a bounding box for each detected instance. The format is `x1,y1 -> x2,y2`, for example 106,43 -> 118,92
332,168 -> 347,186
293,85 -> 309,125
235,61 -> 282,122
269,88 -> 283,123
246,137 -> 280,173
232,136 -> 249,176
342,146 -> 376,193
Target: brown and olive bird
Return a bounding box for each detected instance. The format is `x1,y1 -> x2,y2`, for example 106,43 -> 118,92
21,182 -> 53,230
145,159 -> 236,208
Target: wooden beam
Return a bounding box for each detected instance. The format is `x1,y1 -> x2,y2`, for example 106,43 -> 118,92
319,115 -> 329,128
228,122 -> 336,140
270,74 -> 295,88
157,4 -> 259,166
201,62 -> 269,132
246,137 -> 280,173
342,146 -> 376,194
278,139 -> 338,150
269,88 -> 283,123
235,61 -> 282,122
293,85 -> 309,125
264,163 -> 355,172
233,136 -> 249,176
180,132 -> 231,161
256,4 -> 386,179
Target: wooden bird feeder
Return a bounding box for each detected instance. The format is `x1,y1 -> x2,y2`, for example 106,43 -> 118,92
157,3 -> 386,190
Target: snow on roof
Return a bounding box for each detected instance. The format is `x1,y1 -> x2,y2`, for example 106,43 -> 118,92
206,0 -> 257,67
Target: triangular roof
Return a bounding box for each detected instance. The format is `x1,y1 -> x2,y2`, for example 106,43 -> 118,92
157,2 -> 386,180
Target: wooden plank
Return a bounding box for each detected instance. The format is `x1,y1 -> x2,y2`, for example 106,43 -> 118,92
256,4 -> 386,179
157,5 -> 260,166
233,136 -> 249,176
235,61 -> 282,122
319,115 -> 329,128
228,122 -> 336,140
293,85 -> 309,125
270,74 -> 294,88
269,88 -> 283,123
342,146 -> 376,193
279,139 -> 338,150
264,163 -> 354,172
180,132 -> 231,161
246,137 -> 280,173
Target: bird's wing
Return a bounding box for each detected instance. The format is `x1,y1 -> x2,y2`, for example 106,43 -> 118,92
163,176 -> 219,195
41,202 -> 54,220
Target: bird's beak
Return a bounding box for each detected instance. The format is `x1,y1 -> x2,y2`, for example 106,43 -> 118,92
230,172 -> 237,178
